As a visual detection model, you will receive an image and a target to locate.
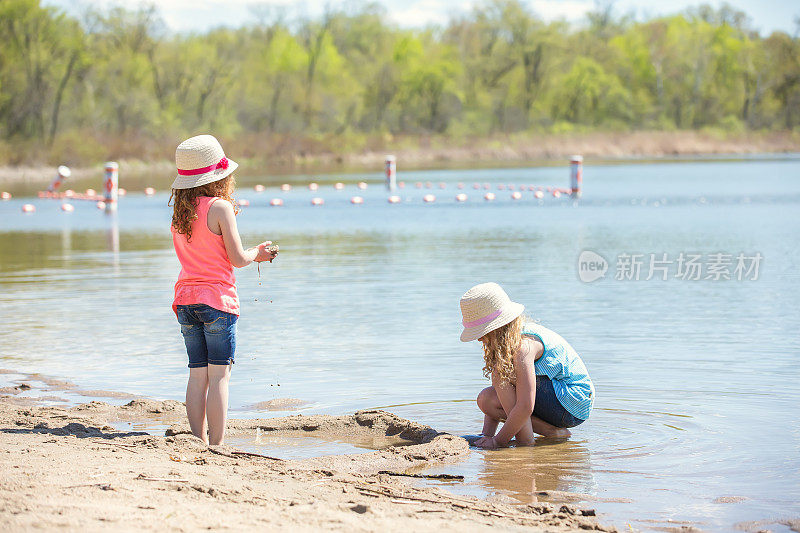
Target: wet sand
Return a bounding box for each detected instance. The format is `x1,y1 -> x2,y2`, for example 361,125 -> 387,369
0,389 -> 612,532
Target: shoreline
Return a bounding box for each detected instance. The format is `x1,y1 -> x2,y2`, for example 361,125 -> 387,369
1,130 -> 798,187
0,370 -> 613,531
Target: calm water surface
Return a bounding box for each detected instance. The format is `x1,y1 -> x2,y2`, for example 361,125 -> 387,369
1,159 -> 799,531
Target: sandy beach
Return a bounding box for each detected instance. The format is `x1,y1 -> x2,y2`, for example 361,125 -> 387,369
0,377 -> 612,532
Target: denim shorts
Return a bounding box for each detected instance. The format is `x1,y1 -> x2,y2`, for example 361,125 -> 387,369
534,375 -> 585,428
176,304 -> 237,368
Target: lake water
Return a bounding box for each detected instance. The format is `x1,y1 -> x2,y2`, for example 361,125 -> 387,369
1,158 -> 799,531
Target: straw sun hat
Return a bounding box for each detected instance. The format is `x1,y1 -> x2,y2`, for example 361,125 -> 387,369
459,283 -> 525,342
171,134 -> 238,190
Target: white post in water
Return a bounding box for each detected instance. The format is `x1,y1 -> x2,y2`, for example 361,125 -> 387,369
570,155 -> 583,198
104,161 -> 119,211
385,155 -> 397,191
48,165 -> 71,193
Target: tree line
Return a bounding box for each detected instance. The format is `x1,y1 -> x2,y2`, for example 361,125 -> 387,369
0,0 -> 798,165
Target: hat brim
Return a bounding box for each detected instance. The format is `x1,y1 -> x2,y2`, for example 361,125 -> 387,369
171,159 -> 238,190
460,303 -> 525,342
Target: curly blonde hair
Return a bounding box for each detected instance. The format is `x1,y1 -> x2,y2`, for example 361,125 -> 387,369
169,175 -> 238,241
481,315 -> 525,385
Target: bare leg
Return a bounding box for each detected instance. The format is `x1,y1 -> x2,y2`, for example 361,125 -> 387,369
531,416 -> 571,438
206,364 -> 231,445
186,367 -> 209,444
477,386 -> 535,445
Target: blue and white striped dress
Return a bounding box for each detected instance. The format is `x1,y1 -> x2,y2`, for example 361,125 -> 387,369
522,322 -> 594,421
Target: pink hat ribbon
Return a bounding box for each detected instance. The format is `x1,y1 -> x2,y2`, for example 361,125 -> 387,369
462,309 -> 502,328
177,157 -> 229,176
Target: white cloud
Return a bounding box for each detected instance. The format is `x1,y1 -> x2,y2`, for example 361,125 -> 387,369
529,0 -> 594,22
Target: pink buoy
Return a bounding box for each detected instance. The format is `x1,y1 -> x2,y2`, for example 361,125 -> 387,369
86,188 -> 97,196
117,188 -> 126,197
269,198 -> 283,207
534,190 -> 544,199
552,190 -> 561,198
1,192 -> 11,200
398,181 -> 405,189
350,196 -> 364,205
497,184 -> 505,191
21,203 -> 35,213
254,184 -> 265,193
238,199 -> 250,207
144,187 -> 156,196
484,192 -> 496,201
508,184 -> 515,191
357,182 -> 367,190
472,183 -> 480,190
311,197 -> 324,206
387,195 -> 401,204
308,182 -> 319,191
483,183 -> 490,190
64,189 -> 75,197
457,182 -> 464,189
455,193 -> 468,202
438,182 -> 446,189
528,185 -> 535,191
546,186 -> 552,192
96,201 -> 106,209
334,182 -> 344,190
511,191 -> 522,200
423,194 -> 436,203
281,184 -> 292,191
415,182 -> 423,189
425,181 -> 433,189
60,203 -> 74,212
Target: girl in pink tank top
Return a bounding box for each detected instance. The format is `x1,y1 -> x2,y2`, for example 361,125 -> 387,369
169,135 -> 277,445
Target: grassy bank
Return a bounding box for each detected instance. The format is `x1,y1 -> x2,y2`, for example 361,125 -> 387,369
1,130 -> 798,187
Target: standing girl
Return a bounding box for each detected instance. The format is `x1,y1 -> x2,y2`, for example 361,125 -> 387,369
170,134 -> 276,445
459,283 -> 594,449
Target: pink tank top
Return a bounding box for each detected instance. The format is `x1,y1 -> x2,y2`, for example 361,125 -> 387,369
172,196 -> 239,316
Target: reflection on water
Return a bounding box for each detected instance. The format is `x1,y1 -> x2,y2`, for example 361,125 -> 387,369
1,160 -> 800,532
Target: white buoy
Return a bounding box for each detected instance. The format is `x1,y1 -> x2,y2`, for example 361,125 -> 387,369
254,184 -> 265,192
103,161 -> 118,211
484,192 -> 496,201
144,187 -> 155,196
86,188 -> 97,197
281,184 -> 292,191
350,196 -> 364,204
570,155 -> 583,198
64,189 -> 75,197
1,192 -> 11,200
385,155 -> 396,191
311,197 -> 324,206
60,203 -> 74,212
334,182 -> 344,190
511,191 -> 522,200
455,193 -> 468,202
21,203 -> 35,213
309,182 -> 319,191
47,165 -> 71,193
269,198 -> 283,207
534,190 -> 544,199
387,195 -> 401,204
238,199 -> 250,207
117,188 -> 126,196
96,200 -> 106,210
357,181 -> 367,190
423,194 -> 436,203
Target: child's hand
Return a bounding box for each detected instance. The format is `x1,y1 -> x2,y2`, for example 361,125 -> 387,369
255,241 -> 278,263
474,436 -> 498,449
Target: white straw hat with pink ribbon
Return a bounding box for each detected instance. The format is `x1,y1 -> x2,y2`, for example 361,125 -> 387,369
171,134 -> 238,190
459,282 -> 525,342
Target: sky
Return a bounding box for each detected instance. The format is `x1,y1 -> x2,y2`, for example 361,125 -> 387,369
44,0 -> 799,36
